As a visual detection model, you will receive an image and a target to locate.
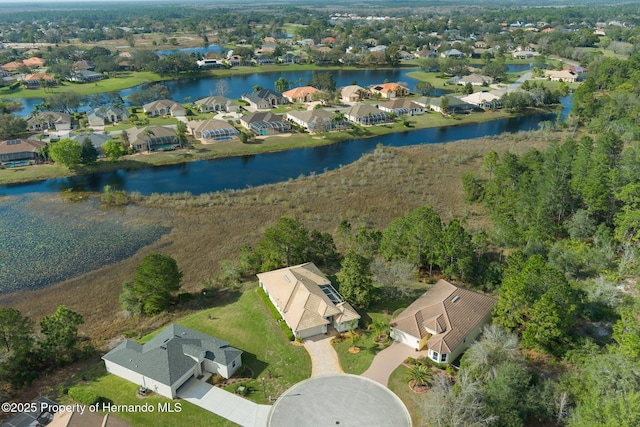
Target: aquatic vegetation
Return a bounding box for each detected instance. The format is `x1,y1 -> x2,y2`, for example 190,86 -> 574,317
0,195 -> 169,294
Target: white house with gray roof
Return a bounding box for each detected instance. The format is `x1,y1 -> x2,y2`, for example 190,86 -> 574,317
102,324 -> 242,399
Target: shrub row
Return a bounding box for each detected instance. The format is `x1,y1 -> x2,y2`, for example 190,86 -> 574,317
256,287 -> 295,341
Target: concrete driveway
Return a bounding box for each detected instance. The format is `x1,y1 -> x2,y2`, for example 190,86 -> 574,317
362,342 -> 429,386
303,333 -> 344,377
177,379 -> 271,427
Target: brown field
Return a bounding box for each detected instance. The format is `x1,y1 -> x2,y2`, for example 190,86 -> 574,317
0,130 -> 566,348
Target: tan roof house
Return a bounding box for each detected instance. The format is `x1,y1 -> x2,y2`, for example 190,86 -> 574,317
194,96 -> 239,113
186,118 -> 239,142
282,86 -> 320,103
126,125 -> 178,152
257,262 -> 360,339
142,99 -> 186,117
0,139 -> 44,163
286,109 -> 349,133
378,99 -> 425,116
23,57 -> 46,68
340,85 -> 369,103
544,69 -> 578,83
27,112 -> 72,131
390,279 -> 496,364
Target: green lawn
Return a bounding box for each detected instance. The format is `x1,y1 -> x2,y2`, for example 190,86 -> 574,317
0,72 -> 163,99
332,326 -> 392,375
140,287 -> 311,404
60,364 -> 236,427
388,364 -> 428,427
62,287 -> 311,426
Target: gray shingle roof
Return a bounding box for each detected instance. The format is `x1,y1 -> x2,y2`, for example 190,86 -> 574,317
102,324 -> 242,387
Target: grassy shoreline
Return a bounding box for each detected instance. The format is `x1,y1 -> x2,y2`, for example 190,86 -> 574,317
0,107 -> 535,185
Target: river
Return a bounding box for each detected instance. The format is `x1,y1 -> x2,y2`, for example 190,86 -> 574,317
0,96 -> 570,197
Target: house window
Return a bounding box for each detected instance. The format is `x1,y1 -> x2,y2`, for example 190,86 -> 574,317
432,351 -> 439,362
440,353 -> 447,363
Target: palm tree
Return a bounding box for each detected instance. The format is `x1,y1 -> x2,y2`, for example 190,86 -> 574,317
405,364 -> 433,389
370,317 -> 390,341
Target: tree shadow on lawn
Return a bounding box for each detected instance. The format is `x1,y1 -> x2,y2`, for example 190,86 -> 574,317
240,351 -> 269,379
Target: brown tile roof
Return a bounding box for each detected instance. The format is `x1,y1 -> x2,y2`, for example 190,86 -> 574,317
0,139 -> 44,156
0,61 -> 24,71
282,86 -> 319,100
391,279 -> 496,354
23,57 -> 45,67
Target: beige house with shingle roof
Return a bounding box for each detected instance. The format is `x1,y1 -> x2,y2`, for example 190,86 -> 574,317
257,262 -> 360,339
390,279 -> 496,364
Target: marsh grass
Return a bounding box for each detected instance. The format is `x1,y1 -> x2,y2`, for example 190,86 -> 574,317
0,130 -> 569,347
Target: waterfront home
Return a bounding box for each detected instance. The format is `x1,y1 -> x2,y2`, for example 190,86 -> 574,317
240,111 -> 291,135
142,100 -> 186,117
340,85 -> 369,103
370,82 -> 410,99
282,86 -> 320,103
242,89 -> 287,110
544,69 -> 578,83
457,74 -> 494,86
428,96 -> 480,114
441,48 -> 465,58
186,119 -> 239,142
345,104 -> 390,125
194,96 -> 239,113
257,262 -> 360,339
68,132 -> 113,154
390,279 -> 496,364
67,69 -> 106,83
126,125 -> 178,152
27,112 -> 72,131
460,91 -> 502,109
103,324 -> 242,399
22,73 -> 55,88
286,109 -> 349,132
87,106 -> 129,126
378,99 -> 425,116
0,138 -> 44,163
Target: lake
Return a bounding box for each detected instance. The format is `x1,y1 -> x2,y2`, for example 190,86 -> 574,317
7,64 -> 537,116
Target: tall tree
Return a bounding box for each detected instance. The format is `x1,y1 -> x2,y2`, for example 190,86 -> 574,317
274,77 -> 290,93
48,138 -> 82,168
338,249 -> 375,308
39,305 -> 84,362
129,253 -> 183,315
79,137 -> 98,165
0,308 -> 34,354
102,140 -> 126,161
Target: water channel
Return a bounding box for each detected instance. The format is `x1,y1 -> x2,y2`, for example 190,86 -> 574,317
0,94 -> 570,197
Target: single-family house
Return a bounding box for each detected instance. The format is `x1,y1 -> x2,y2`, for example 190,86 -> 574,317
186,119 -> 239,142
370,83 -> 410,99
240,111 -> 291,135
143,100 -> 186,117
0,61 -> 25,72
87,106 -> 129,127
67,69 -> 106,83
126,125 -> 178,152
103,324 -> 242,399
22,57 -> 46,68
257,262 -> 361,339
22,73 -> 55,88
68,132 -> 113,154
390,279 -> 496,364
544,69 -> 578,83
286,109 -> 349,132
194,96 -> 239,113
460,91 -> 502,109
378,99 -> 425,116
279,52 -> 300,64
345,104 -> 390,125
441,48 -> 465,59
0,138 -> 44,163
282,86 -> 320,103
242,89 -> 287,110
340,85 -> 369,103
196,58 -> 224,69
73,60 -> 95,71
27,112 -> 72,131
458,74 -> 494,86
428,96 -> 480,114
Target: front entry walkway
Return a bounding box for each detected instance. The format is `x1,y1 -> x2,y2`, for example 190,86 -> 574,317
362,342 -> 429,386
177,379 -> 271,427
303,333 -> 344,377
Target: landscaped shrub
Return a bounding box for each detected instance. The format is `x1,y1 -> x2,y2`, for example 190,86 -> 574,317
68,386 -> 100,406
257,288 -> 295,341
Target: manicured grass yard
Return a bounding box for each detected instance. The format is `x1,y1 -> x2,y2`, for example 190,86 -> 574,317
62,364 -> 236,427
64,287 -> 310,426
141,287 -> 311,404
388,364 -> 428,427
